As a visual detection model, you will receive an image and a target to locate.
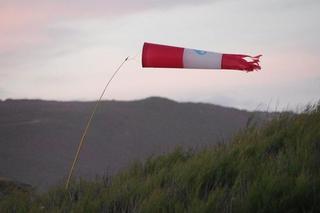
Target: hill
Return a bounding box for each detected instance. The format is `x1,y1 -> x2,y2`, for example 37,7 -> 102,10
0,104 -> 319,212
0,97 -> 265,191
0,177 -> 32,198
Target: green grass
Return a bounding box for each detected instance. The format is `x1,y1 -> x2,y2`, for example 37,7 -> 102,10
1,104 -> 320,212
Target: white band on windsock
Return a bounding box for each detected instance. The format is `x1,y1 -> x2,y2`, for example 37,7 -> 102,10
183,48 -> 222,69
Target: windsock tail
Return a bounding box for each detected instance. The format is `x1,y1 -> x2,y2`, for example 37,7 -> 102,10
222,54 -> 262,72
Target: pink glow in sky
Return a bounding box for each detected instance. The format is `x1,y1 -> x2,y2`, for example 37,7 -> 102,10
0,0 -> 319,110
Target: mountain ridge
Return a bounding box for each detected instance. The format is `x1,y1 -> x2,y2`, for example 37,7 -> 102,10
0,97 -> 268,191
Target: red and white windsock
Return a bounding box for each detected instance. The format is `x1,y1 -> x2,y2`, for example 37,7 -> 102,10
142,42 -> 261,72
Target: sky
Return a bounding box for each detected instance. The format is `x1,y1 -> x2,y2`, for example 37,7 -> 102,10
1,0 -> 320,110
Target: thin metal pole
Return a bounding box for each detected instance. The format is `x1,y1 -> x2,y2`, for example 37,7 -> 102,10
65,57 -> 129,190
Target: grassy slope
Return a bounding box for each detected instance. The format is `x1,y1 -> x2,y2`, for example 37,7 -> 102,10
1,104 -> 320,213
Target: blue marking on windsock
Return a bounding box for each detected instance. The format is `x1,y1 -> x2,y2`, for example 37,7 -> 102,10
194,50 -> 207,55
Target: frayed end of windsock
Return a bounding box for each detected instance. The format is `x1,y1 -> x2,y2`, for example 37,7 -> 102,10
222,54 -> 262,72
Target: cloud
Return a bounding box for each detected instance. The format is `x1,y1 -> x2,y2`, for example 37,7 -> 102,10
0,0 -> 212,47
0,0 -> 213,68
0,87 -> 8,98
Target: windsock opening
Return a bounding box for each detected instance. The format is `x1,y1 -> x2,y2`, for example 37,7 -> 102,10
142,42 -> 184,68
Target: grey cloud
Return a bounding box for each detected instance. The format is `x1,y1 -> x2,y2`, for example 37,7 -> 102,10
0,24 -> 88,69
0,88 -> 8,99
3,0 -> 214,16
0,0 -> 214,68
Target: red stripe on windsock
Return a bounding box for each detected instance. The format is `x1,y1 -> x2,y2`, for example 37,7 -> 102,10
221,54 -> 262,72
142,43 -> 184,68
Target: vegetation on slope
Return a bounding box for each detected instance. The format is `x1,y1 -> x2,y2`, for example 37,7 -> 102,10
1,104 -> 320,212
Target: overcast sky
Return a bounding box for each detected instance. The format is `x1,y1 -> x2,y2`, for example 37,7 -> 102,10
1,0 -> 319,110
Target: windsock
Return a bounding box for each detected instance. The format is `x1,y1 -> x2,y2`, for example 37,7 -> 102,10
142,42 -> 261,72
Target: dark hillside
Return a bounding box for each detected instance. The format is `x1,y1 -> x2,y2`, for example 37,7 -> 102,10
0,97 -> 262,190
